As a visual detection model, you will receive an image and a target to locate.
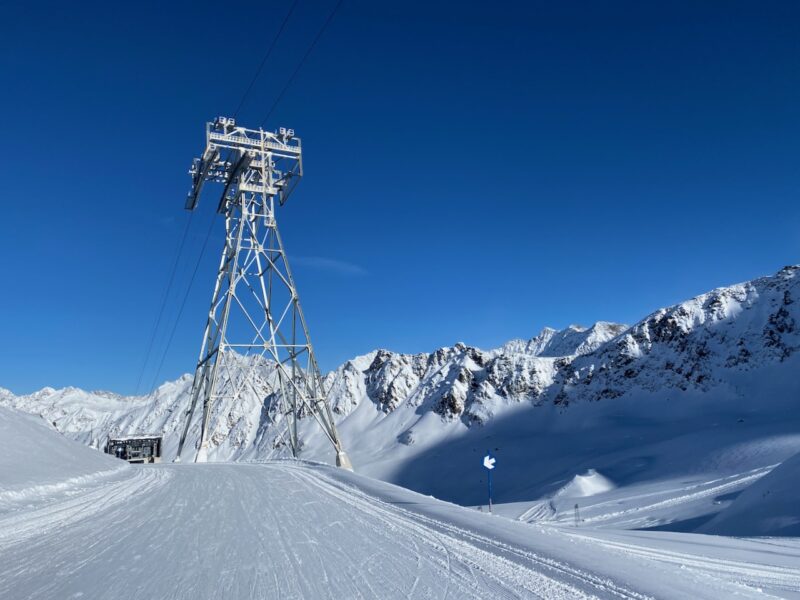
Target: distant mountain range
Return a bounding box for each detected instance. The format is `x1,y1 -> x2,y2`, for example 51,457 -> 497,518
2,265 -> 798,508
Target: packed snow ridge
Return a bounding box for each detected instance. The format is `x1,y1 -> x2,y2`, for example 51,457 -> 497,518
554,470 -> 617,499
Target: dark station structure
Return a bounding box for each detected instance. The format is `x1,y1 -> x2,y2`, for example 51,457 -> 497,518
105,435 -> 162,464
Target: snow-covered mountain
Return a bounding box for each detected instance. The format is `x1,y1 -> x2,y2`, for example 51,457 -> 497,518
2,265 -> 799,515
501,321 -> 628,357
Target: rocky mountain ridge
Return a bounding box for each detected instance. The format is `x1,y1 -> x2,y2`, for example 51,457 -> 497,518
1,266 -> 798,471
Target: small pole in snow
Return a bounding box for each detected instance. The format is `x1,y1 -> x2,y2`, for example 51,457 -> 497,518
483,450 -> 496,514
574,503 -> 580,526
488,468 -> 493,513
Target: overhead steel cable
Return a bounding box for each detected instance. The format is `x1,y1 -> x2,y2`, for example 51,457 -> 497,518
260,0 -> 345,127
134,211 -> 194,396
148,213 -> 218,394
232,0 -> 300,120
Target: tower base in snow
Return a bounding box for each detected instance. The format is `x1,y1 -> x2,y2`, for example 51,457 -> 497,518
336,451 -> 353,471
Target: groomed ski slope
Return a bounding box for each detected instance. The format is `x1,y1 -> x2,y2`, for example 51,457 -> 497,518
2,460 -> 800,599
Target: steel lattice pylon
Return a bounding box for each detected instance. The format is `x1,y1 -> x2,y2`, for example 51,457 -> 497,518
175,116 -> 351,469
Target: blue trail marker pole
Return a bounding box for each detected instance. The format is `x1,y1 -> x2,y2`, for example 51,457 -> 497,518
483,451 -> 496,513
488,467 -> 493,513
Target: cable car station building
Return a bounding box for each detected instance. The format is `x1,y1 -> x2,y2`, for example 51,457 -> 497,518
105,435 -> 162,464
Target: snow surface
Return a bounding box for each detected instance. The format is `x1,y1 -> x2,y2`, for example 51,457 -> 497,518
1,405 -> 800,599
0,405 -> 124,502
555,469 -> 617,498
700,451 -> 800,537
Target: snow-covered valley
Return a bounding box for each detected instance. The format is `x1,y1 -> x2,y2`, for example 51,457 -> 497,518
1,405 -> 799,599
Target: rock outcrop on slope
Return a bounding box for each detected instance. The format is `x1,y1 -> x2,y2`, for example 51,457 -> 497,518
550,265 -> 798,405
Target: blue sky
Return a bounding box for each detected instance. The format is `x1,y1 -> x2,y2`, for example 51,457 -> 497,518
1,1 -> 797,395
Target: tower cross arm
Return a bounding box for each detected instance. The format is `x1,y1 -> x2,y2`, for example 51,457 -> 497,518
185,117 -> 302,212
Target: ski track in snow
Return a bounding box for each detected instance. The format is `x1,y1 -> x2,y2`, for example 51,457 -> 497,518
0,464 -> 632,599
561,530 -> 800,598
0,466 -> 128,506
284,465 -> 651,600
561,466 -> 777,527
1,461 -> 797,599
0,462 -> 621,600
0,467 -> 167,550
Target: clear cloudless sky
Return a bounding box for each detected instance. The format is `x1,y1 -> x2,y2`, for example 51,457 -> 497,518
0,0 -> 798,395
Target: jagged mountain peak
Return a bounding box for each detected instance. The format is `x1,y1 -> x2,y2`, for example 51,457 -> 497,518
502,321 -> 628,357
551,265 -> 800,405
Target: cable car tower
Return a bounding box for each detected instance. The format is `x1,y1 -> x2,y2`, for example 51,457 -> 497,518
175,116 -> 351,469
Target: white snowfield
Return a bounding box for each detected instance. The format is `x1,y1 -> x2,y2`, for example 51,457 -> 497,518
2,464 -> 800,599
2,407 -> 800,600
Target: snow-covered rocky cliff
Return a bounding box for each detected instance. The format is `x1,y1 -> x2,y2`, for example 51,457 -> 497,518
2,266 -> 799,508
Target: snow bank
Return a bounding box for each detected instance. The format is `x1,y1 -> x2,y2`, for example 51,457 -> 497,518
700,452 -> 800,537
555,469 -> 616,498
0,405 -> 123,498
